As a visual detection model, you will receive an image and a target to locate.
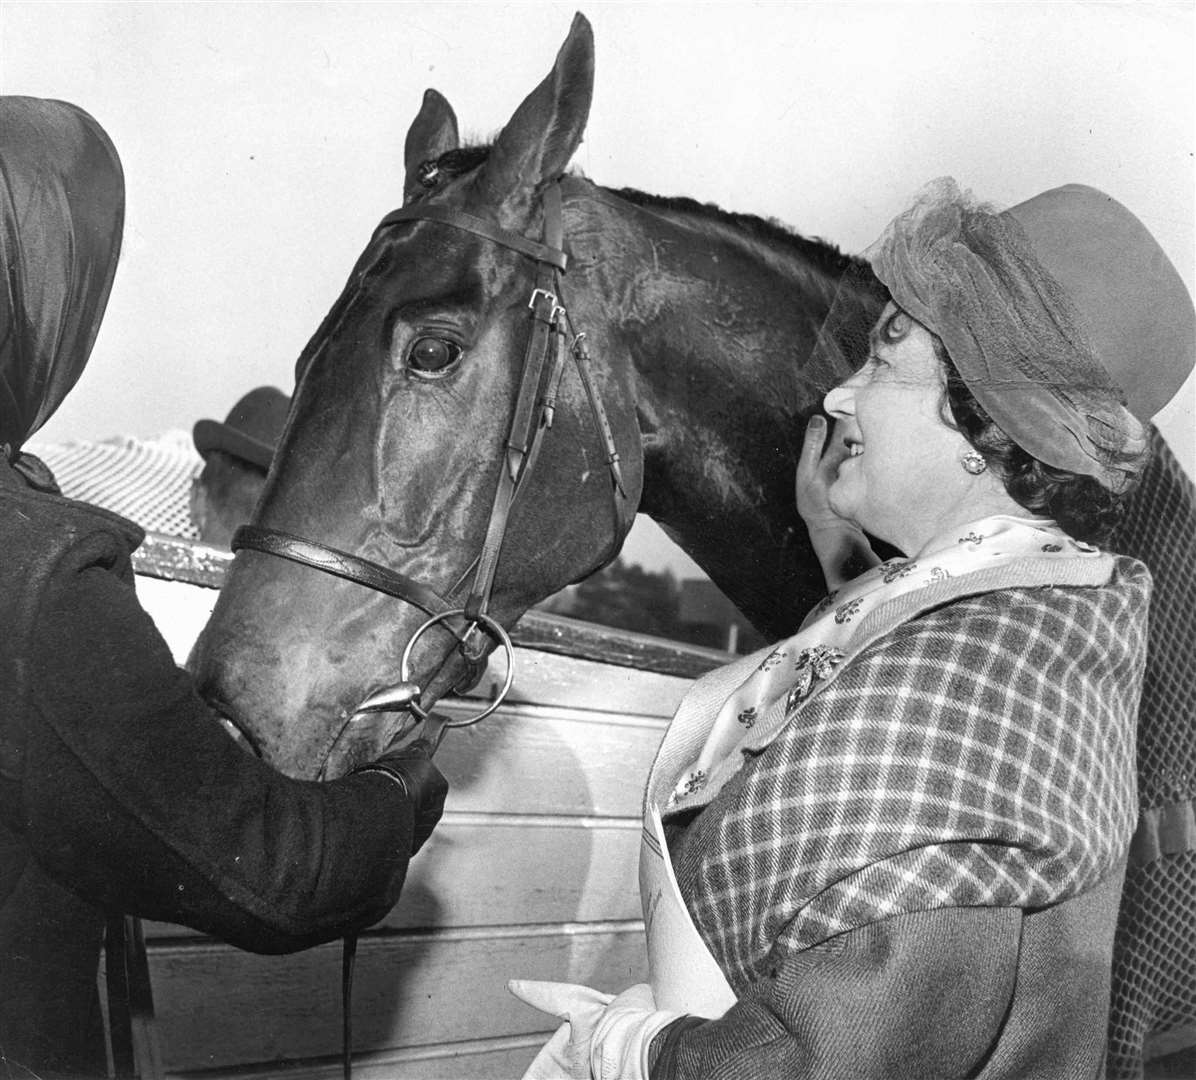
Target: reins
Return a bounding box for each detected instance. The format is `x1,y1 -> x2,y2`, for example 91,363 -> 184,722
231,178 -> 633,1076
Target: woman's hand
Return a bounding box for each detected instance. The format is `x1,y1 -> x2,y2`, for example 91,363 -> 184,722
508,980 -> 682,1079
795,415 -> 848,533
509,980 -> 611,1079
796,415 -> 879,589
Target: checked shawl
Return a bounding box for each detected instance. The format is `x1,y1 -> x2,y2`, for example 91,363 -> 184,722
656,556 -> 1149,991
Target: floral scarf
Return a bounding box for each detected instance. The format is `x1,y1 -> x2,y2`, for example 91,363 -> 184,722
666,515 -> 1100,810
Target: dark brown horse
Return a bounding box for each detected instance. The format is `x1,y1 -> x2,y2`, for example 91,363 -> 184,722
189,13 -> 1194,1075
190,13 -> 878,778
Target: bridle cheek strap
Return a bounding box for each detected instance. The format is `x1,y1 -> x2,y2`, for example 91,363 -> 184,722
569,328 -> 634,566
463,275 -> 561,622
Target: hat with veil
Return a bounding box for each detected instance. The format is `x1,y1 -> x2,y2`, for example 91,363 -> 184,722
814,178 -> 1194,494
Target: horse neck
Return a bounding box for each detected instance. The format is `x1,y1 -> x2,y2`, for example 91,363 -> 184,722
564,185 -> 847,637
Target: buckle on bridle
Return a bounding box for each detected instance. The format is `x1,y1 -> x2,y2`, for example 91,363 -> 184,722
528,287 -> 564,323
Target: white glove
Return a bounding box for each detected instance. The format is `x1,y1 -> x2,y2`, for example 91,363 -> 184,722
509,979 -> 683,1080
589,983 -> 682,1079
509,980 -> 611,1079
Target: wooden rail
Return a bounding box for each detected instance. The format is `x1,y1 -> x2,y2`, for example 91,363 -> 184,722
132,532 -> 730,680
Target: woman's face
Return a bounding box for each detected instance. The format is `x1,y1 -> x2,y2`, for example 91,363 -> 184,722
822,304 -> 993,554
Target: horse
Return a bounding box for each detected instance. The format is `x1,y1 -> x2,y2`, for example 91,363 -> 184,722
189,13 -> 881,778
189,14 -> 1194,1075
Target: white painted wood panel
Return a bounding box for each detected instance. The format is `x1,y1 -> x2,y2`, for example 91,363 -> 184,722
145,815 -> 643,938
149,925 -> 647,1071
372,700 -> 666,818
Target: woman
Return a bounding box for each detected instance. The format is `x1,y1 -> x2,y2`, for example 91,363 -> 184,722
0,97 -> 447,1074
510,178 -> 1194,1079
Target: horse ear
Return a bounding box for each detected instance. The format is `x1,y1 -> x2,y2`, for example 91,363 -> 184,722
403,89 -> 459,202
481,12 -> 593,201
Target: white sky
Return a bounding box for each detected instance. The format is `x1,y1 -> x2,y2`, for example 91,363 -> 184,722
4,1 -> 1193,574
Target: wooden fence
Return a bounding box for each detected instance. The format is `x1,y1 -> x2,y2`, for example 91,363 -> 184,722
127,536 -> 726,1078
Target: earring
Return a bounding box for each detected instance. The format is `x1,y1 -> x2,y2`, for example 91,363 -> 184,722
961,450 -> 988,475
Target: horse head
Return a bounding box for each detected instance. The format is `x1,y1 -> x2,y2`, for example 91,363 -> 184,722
191,14 -> 644,778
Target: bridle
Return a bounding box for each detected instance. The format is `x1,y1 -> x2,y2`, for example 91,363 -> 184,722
233,178 -> 632,724
229,177 -> 634,1077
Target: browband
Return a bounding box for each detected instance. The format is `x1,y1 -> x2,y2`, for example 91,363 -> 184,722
376,203 -> 569,272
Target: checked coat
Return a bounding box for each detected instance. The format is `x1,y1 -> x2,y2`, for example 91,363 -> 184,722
646,553 -> 1150,1080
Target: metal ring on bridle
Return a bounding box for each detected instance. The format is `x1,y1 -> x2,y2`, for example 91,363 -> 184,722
401,609 -> 515,728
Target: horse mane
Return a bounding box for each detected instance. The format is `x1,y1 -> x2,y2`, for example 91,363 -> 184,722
425,145 -> 868,280
607,188 -> 866,281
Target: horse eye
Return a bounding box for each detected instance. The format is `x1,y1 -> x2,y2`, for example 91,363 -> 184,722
407,337 -> 462,374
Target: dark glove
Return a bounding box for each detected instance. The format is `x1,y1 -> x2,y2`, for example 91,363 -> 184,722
353,737 -> 448,854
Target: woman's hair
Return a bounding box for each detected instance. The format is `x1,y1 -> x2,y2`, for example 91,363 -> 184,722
932,338 -> 1148,544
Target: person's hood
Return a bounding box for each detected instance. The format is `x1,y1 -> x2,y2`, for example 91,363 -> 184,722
1,96 -> 124,455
